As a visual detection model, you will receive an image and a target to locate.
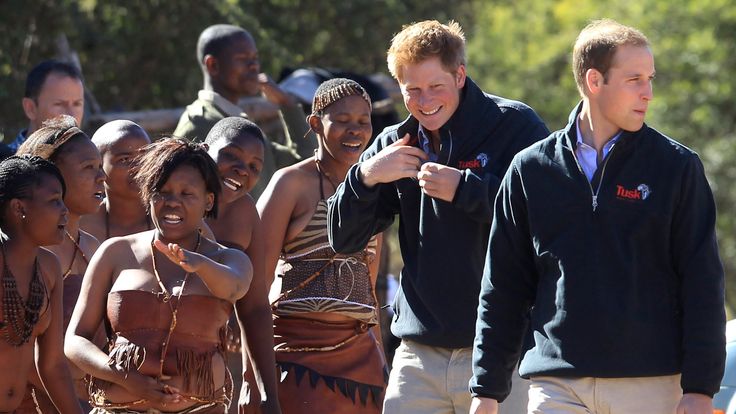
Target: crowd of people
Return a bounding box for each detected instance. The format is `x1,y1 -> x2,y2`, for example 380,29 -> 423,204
0,17 -> 726,414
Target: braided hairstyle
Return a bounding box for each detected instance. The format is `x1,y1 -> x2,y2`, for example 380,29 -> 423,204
0,155 -> 66,227
311,78 -> 372,116
131,137 -> 221,219
16,114 -> 89,162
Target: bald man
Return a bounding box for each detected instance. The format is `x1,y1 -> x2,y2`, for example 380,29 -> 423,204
80,120 -> 152,241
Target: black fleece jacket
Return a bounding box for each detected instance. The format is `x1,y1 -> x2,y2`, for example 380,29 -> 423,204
471,103 -> 726,401
327,77 -> 548,348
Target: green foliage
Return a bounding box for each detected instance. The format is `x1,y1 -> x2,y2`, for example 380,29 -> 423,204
468,0 -> 736,312
0,0 -> 473,137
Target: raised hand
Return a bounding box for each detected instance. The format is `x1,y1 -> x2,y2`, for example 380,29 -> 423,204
359,133 -> 428,188
417,162 -> 462,202
258,73 -> 295,107
153,239 -> 206,273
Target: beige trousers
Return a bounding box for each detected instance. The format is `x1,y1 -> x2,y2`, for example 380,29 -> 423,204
528,374 -> 682,413
383,339 -> 473,414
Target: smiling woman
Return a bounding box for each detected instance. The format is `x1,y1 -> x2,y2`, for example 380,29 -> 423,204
202,117 -> 279,412
257,78 -> 387,413
64,137 -> 252,414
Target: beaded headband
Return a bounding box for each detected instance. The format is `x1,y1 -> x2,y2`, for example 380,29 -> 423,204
311,81 -> 372,115
20,126 -> 85,160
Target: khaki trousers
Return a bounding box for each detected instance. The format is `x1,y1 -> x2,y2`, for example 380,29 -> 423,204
383,339 -> 473,414
528,374 -> 682,413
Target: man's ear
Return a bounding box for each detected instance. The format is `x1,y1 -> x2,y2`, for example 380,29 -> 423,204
204,55 -> 219,77
585,68 -> 604,95
307,114 -> 324,136
455,64 -> 467,89
22,97 -> 37,122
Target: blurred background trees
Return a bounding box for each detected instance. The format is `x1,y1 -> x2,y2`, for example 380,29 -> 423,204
1,0 -> 735,312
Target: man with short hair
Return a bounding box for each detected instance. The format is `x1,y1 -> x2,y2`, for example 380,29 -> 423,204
9,59 -> 84,151
470,19 -> 725,414
175,24 -> 316,201
327,20 -> 548,413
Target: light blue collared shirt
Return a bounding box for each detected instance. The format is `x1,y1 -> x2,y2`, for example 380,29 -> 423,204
8,129 -> 27,152
418,124 -> 439,163
575,118 -> 621,182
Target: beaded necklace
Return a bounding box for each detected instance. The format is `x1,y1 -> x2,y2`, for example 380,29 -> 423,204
314,151 -> 340,192
150,230 -> 201,379
0,242 -> 47,346
63,230 -> 89,280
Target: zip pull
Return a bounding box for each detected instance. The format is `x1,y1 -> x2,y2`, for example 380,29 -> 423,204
592,195 -> 598,212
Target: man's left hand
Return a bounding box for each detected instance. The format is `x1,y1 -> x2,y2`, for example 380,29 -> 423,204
417,162 -> 462,202
258,73 -> 295,107
676,393 -> 713,414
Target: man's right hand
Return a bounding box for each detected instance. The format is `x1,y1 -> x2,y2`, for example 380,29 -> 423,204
470,396 -> 499,414
359,133 -> 427,188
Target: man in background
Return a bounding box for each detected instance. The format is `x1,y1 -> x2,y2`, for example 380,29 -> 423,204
9,59 -> 84,152
175,24 -> 316,201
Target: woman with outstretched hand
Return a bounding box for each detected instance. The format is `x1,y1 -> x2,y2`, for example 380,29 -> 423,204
65,137 -> 252,413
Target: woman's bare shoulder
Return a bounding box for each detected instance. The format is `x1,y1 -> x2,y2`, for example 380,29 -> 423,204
96,230 -> 153,258
271,158 -> 317,189
225,194 -> 258,222
201,234 -> 249,263
37,247 -> 62,287
79,208 -> 105,242
79,228 -> 101,257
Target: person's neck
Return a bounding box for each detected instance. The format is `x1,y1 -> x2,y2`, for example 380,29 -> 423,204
578,99 -> 621,154
66,212 -> 81,238
315,147 -> 351,183
419,123 -> 442,153
106,194 -> 148,227
211,196 -> 232,224
203,79 -> 239,105
429,129 -> 441,153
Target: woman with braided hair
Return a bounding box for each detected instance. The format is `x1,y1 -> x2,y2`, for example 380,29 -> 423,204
15,114 -> 106,412
0,155 -> 83,413
258,78 -> 387,413
65,137 -> 253,413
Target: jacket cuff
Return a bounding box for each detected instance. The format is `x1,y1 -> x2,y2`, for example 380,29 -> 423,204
346,163 -> 381,201
682,388 -> 715,398
469,386 -> 509,403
